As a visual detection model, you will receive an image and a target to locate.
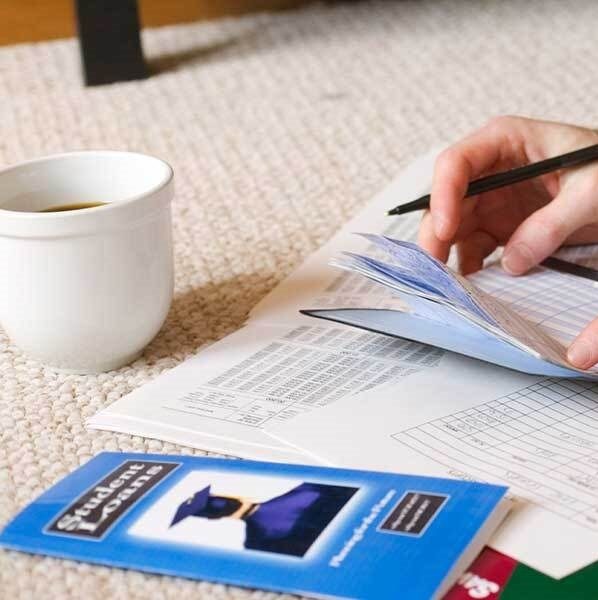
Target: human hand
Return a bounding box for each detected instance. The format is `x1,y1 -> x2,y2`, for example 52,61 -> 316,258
418,116 -> 598,368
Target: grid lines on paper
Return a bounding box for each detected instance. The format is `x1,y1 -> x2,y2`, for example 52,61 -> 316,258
471,266 -> 598,344
392,378 -> 598,529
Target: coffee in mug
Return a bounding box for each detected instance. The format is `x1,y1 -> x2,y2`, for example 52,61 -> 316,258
40,201 -> 108,212
0,151 -> 174,373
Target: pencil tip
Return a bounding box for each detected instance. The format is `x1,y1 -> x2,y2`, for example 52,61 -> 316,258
387,208 -> 399,216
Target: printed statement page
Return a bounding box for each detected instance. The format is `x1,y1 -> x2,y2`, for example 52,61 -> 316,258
88,151 -> 446,459
267,352 -> 598,578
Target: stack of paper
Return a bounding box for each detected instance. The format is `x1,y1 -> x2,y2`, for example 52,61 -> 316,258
267,352 -> 598,579
87,151 -> 445,461
303,234 -> 598,379
87,150 -> 598,580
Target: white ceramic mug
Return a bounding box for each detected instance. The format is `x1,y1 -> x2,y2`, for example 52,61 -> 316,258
0,151 -> 174,373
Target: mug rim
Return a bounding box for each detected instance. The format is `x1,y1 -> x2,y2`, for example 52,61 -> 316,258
0,150 -> 174,219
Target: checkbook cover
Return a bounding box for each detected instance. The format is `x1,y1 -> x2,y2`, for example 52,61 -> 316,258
0,452 -> 508,600
302,307 -> 591,379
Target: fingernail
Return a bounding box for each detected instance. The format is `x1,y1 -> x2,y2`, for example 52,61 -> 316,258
568,340 -> 594,369
434,214 -> 450,239
502,243 -> 535,275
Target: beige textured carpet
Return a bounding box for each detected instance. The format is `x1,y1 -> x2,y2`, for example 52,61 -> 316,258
1,0 -> 598,597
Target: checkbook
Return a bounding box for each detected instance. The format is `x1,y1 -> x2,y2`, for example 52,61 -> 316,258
303,234 -> 598,379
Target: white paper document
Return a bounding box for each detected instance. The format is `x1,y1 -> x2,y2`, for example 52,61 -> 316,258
88,150 -> 448,458
470,250 -> 598,347
89,322 -> 443,460
89,147 -> 598,576
267,354 -> 598,578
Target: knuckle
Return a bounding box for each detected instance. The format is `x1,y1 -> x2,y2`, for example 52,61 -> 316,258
588,319 -> 598,337
586,186 -> 598,224
579,328 -> 598,355
435,148 -> 458,170
534,213 -> 565,246
435,147 -> 469,177
590,327 -> 598,350
419,210 -> 432,231
485,115 -> 518,133
587,169 -> 598,192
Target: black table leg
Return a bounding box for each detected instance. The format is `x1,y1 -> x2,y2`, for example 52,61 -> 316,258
75,0 -> 149,86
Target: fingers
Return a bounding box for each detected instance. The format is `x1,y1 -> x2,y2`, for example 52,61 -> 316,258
430,116 -> 525,242
566,223 -> 598,245
501,174 -> 598,275
457,231 -> 499,275
568,317 -> 598,369
418,210 -> 451,262
422,116 -> 598,272
419,201 -> 483,263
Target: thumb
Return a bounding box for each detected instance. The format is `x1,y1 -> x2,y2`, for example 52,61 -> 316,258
501,183 -> 598,275
568,317 -> 598,369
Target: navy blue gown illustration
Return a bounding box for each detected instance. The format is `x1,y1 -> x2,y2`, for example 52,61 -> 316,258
170,482 -> 359,556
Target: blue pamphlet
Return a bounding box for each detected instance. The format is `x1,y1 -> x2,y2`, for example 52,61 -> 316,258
0,452 -> 509,600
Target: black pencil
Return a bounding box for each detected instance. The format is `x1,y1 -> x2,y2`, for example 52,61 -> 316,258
388,143 -> 598,216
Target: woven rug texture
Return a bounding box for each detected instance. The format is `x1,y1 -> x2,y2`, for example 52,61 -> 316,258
1,0 -> 598,597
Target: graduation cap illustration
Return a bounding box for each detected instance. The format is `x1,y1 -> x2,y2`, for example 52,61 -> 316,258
170,486 -> 243,526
